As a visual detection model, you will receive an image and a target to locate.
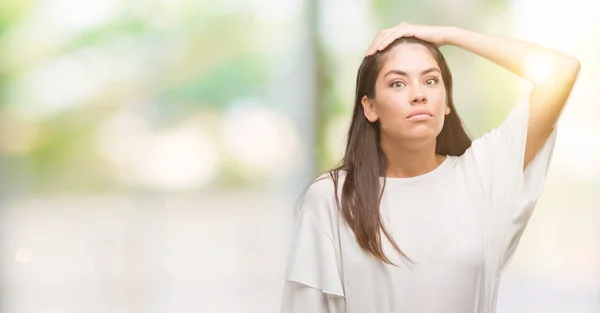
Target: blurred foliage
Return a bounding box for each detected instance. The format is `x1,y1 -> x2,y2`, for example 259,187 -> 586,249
371,0 -> 426,27
0,0 -> 32,30
30,108 -> 116,192
59,19 -> 148,53
162,54 -> 269,110
0,2 -> 268,193
0,0 -> 32,109
0,0 -> 527,193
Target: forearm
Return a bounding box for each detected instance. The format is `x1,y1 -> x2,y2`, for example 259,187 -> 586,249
444,27 -> 580,86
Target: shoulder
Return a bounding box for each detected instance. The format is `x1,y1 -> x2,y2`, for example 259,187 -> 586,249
296,170 -> 346,226
305,171 -> 343,199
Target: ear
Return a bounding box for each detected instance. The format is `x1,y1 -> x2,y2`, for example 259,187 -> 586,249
444,103 -> 451,115
361,95 -> 379,122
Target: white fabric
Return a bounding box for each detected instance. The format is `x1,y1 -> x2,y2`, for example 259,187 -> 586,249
281,99 -> 558,313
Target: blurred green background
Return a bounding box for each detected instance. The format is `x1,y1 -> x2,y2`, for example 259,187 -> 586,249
0,0 -> 598,312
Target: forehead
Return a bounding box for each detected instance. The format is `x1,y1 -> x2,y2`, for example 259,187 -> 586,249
380,44 -> 439,74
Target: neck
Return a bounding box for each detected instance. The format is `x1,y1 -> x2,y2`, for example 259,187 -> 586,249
380,137 -> 446,178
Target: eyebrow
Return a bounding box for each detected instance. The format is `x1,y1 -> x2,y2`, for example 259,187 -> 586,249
383,67 -> 441,78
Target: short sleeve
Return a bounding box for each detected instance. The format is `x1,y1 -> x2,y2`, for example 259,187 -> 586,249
281,180 -> 345,313
461,98 -> 558,273
280,281 -> 345,313
283,206 -> 344,297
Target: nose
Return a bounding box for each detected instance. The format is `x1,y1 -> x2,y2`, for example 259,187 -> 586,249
410,86 -> 427,105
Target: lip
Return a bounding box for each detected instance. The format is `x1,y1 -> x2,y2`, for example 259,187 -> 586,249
406,110 -> 432,119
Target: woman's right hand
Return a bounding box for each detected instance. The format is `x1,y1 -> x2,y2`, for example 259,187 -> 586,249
365,22 -> 453,56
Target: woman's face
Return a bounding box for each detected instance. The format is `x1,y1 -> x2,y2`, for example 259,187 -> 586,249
362,43 -> 450,142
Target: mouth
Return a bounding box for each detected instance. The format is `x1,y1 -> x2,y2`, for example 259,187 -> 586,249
406,110 -> 433,119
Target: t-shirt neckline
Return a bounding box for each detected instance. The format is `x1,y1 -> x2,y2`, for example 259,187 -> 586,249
379,155 -> 454,184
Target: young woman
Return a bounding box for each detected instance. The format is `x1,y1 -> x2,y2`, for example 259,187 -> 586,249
281,22 -> 580,313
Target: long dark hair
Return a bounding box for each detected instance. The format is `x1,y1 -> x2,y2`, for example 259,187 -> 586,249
329,37 -> 472,265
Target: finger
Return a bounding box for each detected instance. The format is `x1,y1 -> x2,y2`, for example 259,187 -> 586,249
374,29 -> 404,53
383,23 -> 413,45
365,30 -> 385,54
366,24 -> 411,56
375,25 -> 415,53
366,29 -> 392,55
375,31 -> 399,51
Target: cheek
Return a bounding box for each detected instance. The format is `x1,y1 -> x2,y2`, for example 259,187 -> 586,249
431,91 -> 447,114
375,92 -> 411,119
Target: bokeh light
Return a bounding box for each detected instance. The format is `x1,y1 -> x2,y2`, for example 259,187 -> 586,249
222,99 -> 301,180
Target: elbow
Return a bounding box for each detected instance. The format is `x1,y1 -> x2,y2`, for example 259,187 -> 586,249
570,56 -> 581,69
533,57 -> 580,92
566,57 -> 581,79
553,57 -> 580,87
527,55 -> 580,86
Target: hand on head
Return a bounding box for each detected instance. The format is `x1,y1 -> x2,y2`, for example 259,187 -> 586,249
365,22 -> 450,56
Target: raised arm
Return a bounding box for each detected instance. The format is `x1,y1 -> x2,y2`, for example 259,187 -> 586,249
366,23 -> 580,168
443,27 -> 580,167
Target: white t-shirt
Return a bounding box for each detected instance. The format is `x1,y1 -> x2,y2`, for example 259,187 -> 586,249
280,99 -> 558,313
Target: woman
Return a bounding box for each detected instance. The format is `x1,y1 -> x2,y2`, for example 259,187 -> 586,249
281,22 -> 579,313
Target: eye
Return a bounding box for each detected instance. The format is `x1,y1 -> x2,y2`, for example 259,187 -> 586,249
425,77 -> 439,86
390,80 -> 406,88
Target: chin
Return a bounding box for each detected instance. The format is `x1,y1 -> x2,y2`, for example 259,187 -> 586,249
404,127 -> 440,140
383,125 -> 440,143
